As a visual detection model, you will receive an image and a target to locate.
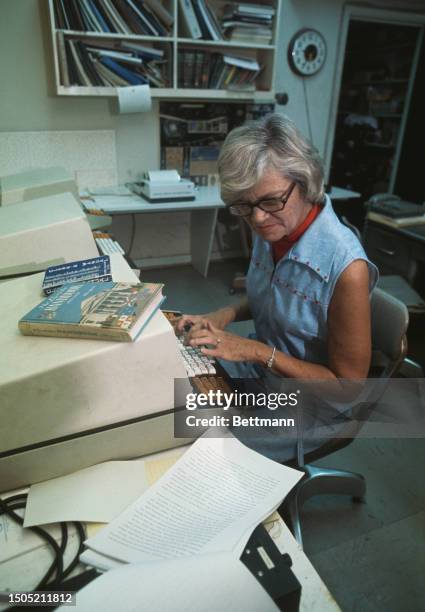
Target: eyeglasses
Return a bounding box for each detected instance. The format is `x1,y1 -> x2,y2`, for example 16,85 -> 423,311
228,182 -> 297,217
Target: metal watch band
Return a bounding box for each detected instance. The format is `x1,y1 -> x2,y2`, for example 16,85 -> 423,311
266,346 -> 276,369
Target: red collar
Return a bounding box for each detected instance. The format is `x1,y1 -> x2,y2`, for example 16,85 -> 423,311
272,203 -> 322,263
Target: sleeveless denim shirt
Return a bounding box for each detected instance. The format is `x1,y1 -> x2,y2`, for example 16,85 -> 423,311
245,195 -> 379,370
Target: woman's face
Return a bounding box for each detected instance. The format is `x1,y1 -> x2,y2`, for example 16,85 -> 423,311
243,168 -> 312,242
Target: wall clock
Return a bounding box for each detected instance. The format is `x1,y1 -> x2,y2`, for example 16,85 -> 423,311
288,28 -> 327,77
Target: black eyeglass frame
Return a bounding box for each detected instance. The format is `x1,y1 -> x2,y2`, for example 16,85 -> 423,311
228,181 -> 297,217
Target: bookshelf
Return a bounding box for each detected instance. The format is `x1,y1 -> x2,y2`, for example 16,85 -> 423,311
48,0 -> 281,101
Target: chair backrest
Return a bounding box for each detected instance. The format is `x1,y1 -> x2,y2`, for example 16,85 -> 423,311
340,215 -> 362,242
370,287 -> 409,376
301,287 -> 409,464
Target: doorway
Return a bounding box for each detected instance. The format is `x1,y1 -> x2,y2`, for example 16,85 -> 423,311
329,19 -> 421,201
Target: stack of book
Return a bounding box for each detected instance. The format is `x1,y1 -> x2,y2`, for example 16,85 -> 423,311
57,37 -> 169,87
19,280 -> 164,342
42,255 -> 113,295
221,3 -> 275,45
53,0 -> 173,36
179,0 -> 223,40
178,50 -> 261,90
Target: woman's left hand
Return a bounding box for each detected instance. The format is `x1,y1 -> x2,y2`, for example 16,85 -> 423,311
188,320 -> 257,362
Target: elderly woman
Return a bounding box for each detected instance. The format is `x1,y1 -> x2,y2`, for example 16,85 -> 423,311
178,114 -> 377,389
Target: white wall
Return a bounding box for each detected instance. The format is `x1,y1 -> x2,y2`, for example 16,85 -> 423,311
0,0 -> 159,181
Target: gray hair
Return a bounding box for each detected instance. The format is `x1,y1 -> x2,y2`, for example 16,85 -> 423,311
218,113 -> 324,204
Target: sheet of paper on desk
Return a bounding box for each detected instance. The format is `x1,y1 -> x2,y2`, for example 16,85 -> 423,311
86,195 -> 144,212
58,552 -> 279,612
85,434 -> 303,564
23,461 -> 149,527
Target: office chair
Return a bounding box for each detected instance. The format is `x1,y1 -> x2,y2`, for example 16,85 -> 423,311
281,288 -> 409,548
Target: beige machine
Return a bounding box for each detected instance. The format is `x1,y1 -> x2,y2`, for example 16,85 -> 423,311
0,272 -> 192,492
0,166 -> 78,206
0,193 -> 99,278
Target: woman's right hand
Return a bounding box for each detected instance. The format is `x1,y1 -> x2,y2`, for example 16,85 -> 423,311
175,307 -> 236,338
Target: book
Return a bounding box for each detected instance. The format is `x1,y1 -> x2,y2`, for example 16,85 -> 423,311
68,0 -> 86,30
64,39 -> 80,85
230,3 -> 275,17
42,255 -> 112,295
57,31 -> 70,87
205,0 -> 224,39
120,42 -> 164,60
87,47 -> 143,66
87,0 -> 111,31
99,56 -> 147,85
19,281 -> 164,342
114,0 -> 153,35
128,0 -> 168,36
99,0 -> 132,34
79,0 -> 102,31
93,58 -> 131,86
68,40 -> 92,85
179,0 -> 202,39
192,0 -> 212,39
367,211 -> 425,228
145,0 -> 174,28
53,0 -> 70,29
76,40 -> 105,86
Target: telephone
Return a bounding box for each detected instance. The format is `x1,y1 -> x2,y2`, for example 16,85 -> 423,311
368,193 -> 400,205
367,193 -> 424,218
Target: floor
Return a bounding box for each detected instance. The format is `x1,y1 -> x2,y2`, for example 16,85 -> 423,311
142,259 -> 425,612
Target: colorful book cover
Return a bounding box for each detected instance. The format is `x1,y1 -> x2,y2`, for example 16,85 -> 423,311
42,256 -> 112,295
19,282 -> 164,342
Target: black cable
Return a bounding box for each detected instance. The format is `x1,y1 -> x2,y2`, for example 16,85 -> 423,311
128,213 -> 136,257
302,78 -> 314,145
61,522 -> 86,581
0,496 -> 63,589
0,494 -> 86,591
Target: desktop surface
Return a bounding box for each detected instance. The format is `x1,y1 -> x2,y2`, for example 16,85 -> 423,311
91,185 -> 225,215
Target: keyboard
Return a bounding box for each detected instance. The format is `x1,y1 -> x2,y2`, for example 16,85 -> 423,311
162,310 -> 232,395
177,336 -> 216,377
93,232 -> 125,255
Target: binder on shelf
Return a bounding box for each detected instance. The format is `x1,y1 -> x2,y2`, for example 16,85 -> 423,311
179,0 -> 202,39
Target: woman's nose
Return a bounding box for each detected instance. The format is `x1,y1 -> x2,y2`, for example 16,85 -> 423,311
251,206 -> 269,223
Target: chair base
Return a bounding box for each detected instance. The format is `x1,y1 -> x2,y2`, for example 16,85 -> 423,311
282,464 -> 366,548
399,357 -> 424,378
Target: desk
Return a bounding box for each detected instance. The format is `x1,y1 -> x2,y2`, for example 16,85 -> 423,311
92,186 -> 225,278
0,511 -> 340,612
328,186 -> 361,200
0,446 -> 340,612
364,218 -> 425,290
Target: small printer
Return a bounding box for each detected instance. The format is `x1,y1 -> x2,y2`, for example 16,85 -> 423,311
132,170 -> 196,203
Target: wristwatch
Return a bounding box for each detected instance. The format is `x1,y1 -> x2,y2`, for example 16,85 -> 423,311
266,346 -> 276,369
